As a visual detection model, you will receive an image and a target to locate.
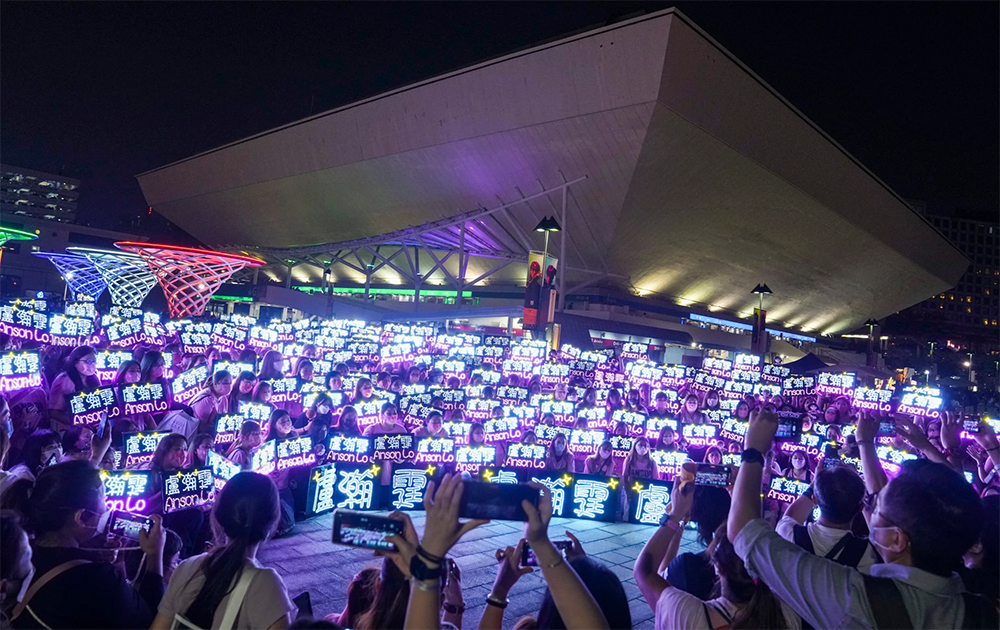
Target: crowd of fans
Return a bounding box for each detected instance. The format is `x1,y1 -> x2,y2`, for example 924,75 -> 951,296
0,315 -> 997,629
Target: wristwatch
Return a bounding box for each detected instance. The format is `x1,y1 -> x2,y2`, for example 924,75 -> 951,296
409,555 -> 443,581
741,448 -> 765,466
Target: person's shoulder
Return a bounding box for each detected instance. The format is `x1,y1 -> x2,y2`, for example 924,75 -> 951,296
655,586 -> 709,627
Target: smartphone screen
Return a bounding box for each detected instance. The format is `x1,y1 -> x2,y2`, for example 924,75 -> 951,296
521,540 -> 571,567
877,419 -> 896,437
694,464 -> 731,487
459,480 -> 539,522
963,416 -> 980,433
774,414 -> 802,441
332,510 -> 404,551
107,511 -> 152,540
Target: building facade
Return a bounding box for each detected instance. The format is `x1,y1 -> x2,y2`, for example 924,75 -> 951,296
1,163 -> 80,223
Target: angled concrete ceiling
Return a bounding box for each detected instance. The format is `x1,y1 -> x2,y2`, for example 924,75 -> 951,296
137,8 -> 967,333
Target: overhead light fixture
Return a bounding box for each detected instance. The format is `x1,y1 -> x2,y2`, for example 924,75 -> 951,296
751,284 -> 772,295
534,216 -> 561,232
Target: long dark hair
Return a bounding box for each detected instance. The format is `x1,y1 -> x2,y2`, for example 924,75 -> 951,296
1,460 -> 103,535
139,351 -> 166,383
229,371 -> 257,410
355,558 -> 410,630
534,556 -> 632,630
184,472 -> 279,628
187,434 -> 213,468
709,524 -> 788,629
63,345 -> 99,391
257,350 -> 284,381
15,429 -> 61,475
114,360 -> 142,386
150,433 -> 187,472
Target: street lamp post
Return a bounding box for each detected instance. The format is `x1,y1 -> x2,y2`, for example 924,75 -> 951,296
532,216 -> 561,339
864,318 -> 878,368
750,284 -> 772,355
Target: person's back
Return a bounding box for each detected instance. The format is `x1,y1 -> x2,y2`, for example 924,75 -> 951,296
734,454 -> 998,629
775,466 -> 879,574
152,472 -> 295,630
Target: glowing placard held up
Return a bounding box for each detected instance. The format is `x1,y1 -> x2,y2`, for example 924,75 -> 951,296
122,431 -> 171,469
325,433 -> 373,464
68,387 -> 117,429
0,351 -> 42,393
163,468 -> 216,513
414,437 -> 456,464
101,469 -> 154,514
276,436 -> 317,471
628,479 -> 672,525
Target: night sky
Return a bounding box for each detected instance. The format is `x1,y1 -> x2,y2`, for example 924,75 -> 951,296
2,2 -> 997,236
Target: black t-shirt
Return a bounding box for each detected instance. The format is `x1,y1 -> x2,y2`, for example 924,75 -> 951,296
14,545 -> 163,629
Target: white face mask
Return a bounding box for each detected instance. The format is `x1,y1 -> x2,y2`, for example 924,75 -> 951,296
870,525 -> 905,555
318,405 -> 331,415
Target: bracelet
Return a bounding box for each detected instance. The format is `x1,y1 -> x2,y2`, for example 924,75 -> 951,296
545,555 -> 566,569
486,595 -> 509,609
443,601 -> 466,614
416,545 -> 445,564
413,579 -> 440,592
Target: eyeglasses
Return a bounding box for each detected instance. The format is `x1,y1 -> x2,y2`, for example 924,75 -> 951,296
81,358 -> 96,364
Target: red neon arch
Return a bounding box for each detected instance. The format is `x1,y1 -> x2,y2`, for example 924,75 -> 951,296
115,242 -> 263,317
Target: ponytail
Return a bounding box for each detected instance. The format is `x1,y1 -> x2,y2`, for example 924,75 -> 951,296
0,461 -> 103,536
184,472 -> 278,627
709,523 -> 788,630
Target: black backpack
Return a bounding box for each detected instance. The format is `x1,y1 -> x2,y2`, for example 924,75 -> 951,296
793,524 -> 871,568
862,574 -> 999,630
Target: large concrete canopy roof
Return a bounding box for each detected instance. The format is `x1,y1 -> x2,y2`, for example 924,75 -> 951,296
137,8 -> 967,334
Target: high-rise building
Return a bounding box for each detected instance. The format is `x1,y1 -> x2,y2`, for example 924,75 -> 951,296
0,163 -> 80,223
893,208 -> 999,353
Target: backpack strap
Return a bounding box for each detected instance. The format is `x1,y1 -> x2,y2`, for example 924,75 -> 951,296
12,559 -> 92,622
961,591 -> 999,630
862,574 -> 913,630
218,567 -> 259,630
793,525 -> 815,555
827,534 -> 870,569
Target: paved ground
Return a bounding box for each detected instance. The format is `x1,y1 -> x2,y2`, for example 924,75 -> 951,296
260,512 -> 705,629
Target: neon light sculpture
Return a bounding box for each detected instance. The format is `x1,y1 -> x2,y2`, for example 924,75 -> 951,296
67,247 -> 158,308
32,252 -> 107,301
115,242 -> 262,317
0,225 -> 37,247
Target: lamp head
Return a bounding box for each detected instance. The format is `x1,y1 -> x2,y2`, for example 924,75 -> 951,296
534,217 -> 561,232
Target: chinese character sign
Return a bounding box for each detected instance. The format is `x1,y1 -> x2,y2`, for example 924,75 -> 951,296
390,466 -> 433,511
122,431 -> 171,469
414,437 -> 456,464
0,351 -> 42,392
207,450 -> 241,492
306,464 -> 338,516
897,387 -> 943,420
325,433 -> 373,464
503,442 -> 548,469
629,480 -> 672,525
68,387 -> 117,429
163,468 -> 216,513
372,433 -> 416,462
276,436 -> 317,471
101,469 -> 154,514
118,383 -> 169,416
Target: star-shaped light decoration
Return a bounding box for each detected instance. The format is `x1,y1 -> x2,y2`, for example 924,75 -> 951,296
370,464 -> 381,475
607,478 -> 618,490
482,469 -> 494,481
632,482 -> 644,492
312,470 -> 321,482
561,474 -> 573,486
425,465 -> 437,476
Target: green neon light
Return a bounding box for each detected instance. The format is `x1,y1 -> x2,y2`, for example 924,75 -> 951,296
0,225 -> 38,247
294,285 -> 472,298
212,295 -> 253,302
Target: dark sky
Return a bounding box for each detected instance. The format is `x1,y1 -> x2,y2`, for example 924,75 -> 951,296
2,1 -> 997,235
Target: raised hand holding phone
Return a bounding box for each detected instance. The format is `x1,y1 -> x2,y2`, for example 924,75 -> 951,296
494,538 -> 534,596
418,473 -> 489,559
376,510 -> 420,577
138,514 -> 165,576
744,408 -> 779,453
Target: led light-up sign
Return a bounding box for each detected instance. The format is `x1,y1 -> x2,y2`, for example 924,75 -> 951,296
454,445 -> 497,474
852,387 -> 894,412
265,377 -> 302,404
503,442 -> 548,469
475,345 -> 506,368
441,420 -> 472,445
720,417 -> 749,443
239,401 -> 274,425
118,383 -> 169,416
390,465 -> 437,510
593,363 -> 625,389
628,480 -> 672,525
483,417 -> 523,443
897,387 -> 943,419
815,372 -> 856,397
163,468 -> 215,513
682,423 -> 720,448
207,450 -> 241,492
660,365 -> 691,389
496,385 -> 529,406
0,305 -> 51,344
470,368 -> 502,385
529,472 -> 620,522
767,476 -> 811,504
619,342 -> 649,366
876,444 -> 919,475
214,414 -> 243,447
372,433 -> 416,462
610,409 -> 647,436
540,399 -> 575,426
650,449 -> 688,479
251,439 -> 277,475
172,365 -> 209,406
325,433 -> 373,464
414,437 -> 456,464
610,435 -> 637,459
121,430 -> 170,469
435,388 -> 466,411
535,363 -> 570,388
502,360 -> 535,381
782,376 -> 816,397
276,436 -> 317,471
567,359 -> 596,385
101,469 -> 153,513
68,387 -> 117,428
762,364 -> 791,384
567,429 -> 606,456
0,351 -> 42,392
691,370 -> 727,393
463,397 -> 497,422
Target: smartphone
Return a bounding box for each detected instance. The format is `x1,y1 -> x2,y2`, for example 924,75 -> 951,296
877,419 -> 896,438
694,464 -> 732,487
521,540 -> 572,567
963,415 -> 980,433
774,413 -> 802,442
107,511 -> 153,540
332,510 -> 404,551
458,480 -> 539,522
